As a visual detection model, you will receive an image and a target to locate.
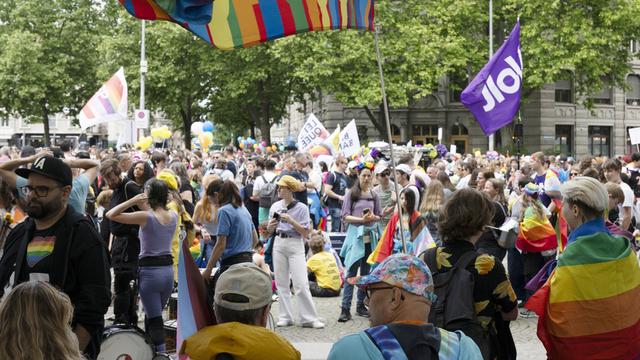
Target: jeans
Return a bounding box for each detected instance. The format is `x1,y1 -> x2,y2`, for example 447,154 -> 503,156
113,269 -> 138,325
309,281 -> 341,297
329,207 -> 342,232
341,243 -> 372,310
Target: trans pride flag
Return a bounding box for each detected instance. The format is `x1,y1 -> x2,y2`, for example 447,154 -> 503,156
526,231 -> 640,359
176,234 -> 215,358
119,0 -> 375,50
78,68 -> 128,130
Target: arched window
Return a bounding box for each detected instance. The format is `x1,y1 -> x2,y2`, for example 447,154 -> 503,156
627,74 -> 640,106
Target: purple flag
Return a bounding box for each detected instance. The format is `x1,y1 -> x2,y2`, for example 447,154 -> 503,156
461,21 -> 522,136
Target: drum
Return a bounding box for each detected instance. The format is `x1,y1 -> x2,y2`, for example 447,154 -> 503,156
98,326 -> 154,360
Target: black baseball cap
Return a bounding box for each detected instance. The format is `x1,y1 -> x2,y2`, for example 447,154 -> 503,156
15,156 -> 73,187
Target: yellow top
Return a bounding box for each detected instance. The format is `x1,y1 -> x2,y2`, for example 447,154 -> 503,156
307,251 -> 341,291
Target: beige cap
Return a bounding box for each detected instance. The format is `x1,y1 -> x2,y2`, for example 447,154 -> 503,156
214,263 -> 273,311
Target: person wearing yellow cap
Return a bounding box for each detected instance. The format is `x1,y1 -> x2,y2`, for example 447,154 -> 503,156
156,169 -> 187,280
265,175 -> 325,329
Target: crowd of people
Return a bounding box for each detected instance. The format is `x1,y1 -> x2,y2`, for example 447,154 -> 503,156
0,140 -> 639,359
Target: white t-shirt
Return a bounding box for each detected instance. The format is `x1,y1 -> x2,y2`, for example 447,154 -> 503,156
253,171 -> 277,197
619,181 -> 635,211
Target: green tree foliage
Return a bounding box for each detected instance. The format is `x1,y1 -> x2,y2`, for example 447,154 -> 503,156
0,0 -> 102,146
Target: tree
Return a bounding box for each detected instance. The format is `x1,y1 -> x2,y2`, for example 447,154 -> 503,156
0,0 -> 102,147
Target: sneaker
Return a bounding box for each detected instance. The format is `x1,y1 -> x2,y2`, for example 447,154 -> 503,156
356,305 -> 370,318
519,309 -> 537,318
302,320 -> 325,329
276,319 -> 294,327
337,308 -> 351,322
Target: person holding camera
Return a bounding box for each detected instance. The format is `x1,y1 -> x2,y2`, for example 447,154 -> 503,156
266,175 -> 325,329
338,162 -> 382,322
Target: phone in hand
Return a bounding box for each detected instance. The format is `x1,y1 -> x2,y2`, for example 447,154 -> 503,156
273,212 -> 281,221
363,208 -> 371,216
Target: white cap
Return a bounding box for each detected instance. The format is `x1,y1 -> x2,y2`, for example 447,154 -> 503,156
348,160 -> 358,169
395,164 -> 412,175
374,161 -> 388,175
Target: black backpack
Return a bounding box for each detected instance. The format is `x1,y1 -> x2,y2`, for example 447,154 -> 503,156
423,248 -> 490,358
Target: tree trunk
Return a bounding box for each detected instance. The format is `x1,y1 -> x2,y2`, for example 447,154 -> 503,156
181,98 -> 192,150
41,99 -> 50,148
363,105 -> 387,137
259,121 -> 271,145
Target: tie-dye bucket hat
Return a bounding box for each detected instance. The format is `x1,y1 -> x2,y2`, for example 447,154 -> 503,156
356,253 -> 437,303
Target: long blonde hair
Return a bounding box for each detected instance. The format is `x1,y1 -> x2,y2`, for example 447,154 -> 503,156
0,282 -> 84,360
420,180 -> 445,213
196,174 -> 221,224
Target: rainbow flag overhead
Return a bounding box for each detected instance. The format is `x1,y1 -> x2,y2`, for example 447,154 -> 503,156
526,232 -> 640,359
516,205 -> 557,253
177,234 -> 215,358
79,68 -> 128,130
119,0 -> 375,50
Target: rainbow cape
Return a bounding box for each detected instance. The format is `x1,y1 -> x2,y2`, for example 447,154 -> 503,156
516,205 -> 557,253
119,0 -> 375,50
552,198 -> 568,253
177,234 -> 215,359
526,231 -> 640,359
368,211 -> 434,265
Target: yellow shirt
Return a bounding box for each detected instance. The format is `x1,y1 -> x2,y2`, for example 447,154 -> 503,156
183,322 -> 301,360
306,251 -> 341,291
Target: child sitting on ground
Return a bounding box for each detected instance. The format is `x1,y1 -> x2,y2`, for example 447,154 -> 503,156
306,232 -> 341,297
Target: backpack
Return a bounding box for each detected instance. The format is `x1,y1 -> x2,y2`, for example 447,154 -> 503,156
259,175 -> 278,208
422,248 -> 490,358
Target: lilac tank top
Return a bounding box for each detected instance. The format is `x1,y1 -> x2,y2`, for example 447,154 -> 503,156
139,211 -> 178,258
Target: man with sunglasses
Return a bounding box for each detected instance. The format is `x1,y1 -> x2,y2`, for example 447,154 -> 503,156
0,156 -> 111,359
373,163 -> 396,229
328,254 -> 482,360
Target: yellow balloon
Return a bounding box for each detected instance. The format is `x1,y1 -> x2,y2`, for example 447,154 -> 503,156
160,129 -> 172,140
150,127 -> 162,138
239,142 -> 245,149
205,132 -> 213,142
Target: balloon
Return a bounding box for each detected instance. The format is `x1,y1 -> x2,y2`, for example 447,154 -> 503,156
261,140 -> 267,147
191,122 -> 203,135
198,132 -> 211,149
239,142 -> 245,149
160,128 -> 172,140
150,127 -> 162,138
253,144 -> 258,150
204,132 -> 213,142
192,137 -> 200,148
237,136 -> 243,142
203,121 -> 214,132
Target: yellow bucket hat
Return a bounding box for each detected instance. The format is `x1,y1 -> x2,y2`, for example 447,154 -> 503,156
277,175 -> 305,192
156,170 -> 178,191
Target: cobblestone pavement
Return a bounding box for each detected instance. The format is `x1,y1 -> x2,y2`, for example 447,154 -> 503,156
272,295 -> 546,360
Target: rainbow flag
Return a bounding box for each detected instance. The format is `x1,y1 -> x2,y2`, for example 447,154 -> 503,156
177,234 -> 215,359
526,232 -> 640,359
516,205 -> 557,253
552,198 -> 568,253
79,68 -> 128,130
368,211 -> 434,265
119,0 -> 375,50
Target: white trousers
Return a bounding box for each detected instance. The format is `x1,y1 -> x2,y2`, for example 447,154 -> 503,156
273,236 -> 319,324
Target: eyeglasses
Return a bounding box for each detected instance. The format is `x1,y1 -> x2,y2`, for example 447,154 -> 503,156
20,185 -> 61,198
365,285 -> 395,300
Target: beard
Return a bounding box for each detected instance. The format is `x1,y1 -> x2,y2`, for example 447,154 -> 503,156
26,198 -> 62,219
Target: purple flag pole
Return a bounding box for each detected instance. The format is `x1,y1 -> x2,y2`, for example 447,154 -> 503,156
461,21 -> 522,136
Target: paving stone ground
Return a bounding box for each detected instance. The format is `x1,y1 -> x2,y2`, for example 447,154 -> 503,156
271,295 -> 546,360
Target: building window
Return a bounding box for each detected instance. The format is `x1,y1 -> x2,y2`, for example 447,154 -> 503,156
0,117 -> 7,127
631,40 -> 640,54
555,71 -> 573,103
412,124 -> 438,145
390,124 -> 401,143
448,73 -> 467,103
555,125 -> 572,155
590,77 -> 612,105
451,124 -> 469,136
627,74 -> 640,106
588,126 -> 611,157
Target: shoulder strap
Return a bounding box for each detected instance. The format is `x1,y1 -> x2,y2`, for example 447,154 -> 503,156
286,200 -> 299,211
261,175 -> 267,183
269,175 -> 278,184
365,325 -> 408,360
454,251 -> 478,270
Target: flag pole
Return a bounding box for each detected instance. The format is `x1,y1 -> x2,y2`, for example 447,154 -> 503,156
374,24 -> 407,253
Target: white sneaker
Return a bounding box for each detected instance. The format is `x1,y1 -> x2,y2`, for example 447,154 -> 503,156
276,320 -> 293,327
302,320 -> 325,329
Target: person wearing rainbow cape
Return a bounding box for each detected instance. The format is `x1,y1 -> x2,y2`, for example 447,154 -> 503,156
526,177 -> 640,359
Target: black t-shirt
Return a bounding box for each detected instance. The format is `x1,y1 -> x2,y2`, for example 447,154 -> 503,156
109,179 -> 142,237
325,171 -> 348,208
20,221 -> 64,281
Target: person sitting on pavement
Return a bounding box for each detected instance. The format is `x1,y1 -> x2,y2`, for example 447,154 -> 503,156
181,263 -> 301,360
328,254 -> 482,360
307,231 -> 341,297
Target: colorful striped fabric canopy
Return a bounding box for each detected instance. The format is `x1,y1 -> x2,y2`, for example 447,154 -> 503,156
119,0 -> 375,50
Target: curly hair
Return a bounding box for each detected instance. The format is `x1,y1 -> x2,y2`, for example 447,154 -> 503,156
438,188 -> 494,243
100,158 -> 122,178
0,282 -> 83,360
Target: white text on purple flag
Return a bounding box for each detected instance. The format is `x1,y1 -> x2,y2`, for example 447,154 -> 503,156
482,47 -> 523,112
